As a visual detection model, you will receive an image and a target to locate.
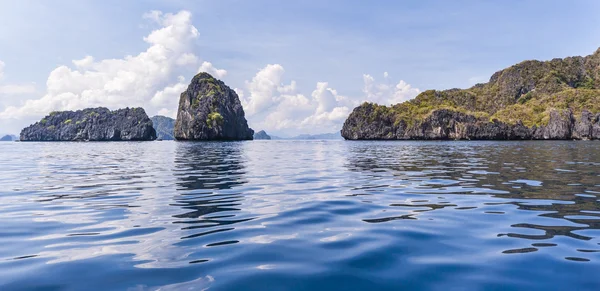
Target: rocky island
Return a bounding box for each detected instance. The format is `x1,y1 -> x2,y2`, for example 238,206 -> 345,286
20,107 -> 157,141
253,130 -> 272,140
174,72 -> 254,140
0,135 -> 17,141
151,115 -> 175,140
342,48 -> 600,140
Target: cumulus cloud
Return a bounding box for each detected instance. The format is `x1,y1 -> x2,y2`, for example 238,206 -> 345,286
363,72 -> 420,105
300,82 -> 350,129
237,66 -> 420,135
150,75 -> 187,117
198,61 -> 227,79
0,10 -> 200,120
240,64 -> 286,116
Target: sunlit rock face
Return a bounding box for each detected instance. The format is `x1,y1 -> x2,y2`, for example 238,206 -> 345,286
343,47 -> 600,140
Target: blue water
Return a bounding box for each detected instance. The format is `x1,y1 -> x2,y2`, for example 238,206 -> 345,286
1,141 -> 599,290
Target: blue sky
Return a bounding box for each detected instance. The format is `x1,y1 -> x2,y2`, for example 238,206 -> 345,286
1,0 -> 599,136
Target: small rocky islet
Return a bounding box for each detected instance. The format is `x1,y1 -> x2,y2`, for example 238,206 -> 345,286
174,72 -> 253,141
253,130 -> 272,140
342,47 -> 600,140
20,107 -> 157,141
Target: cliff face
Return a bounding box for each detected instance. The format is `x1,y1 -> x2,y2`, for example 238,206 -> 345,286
20,107 -> 156,141
342,106 -> 600,140
174,73 -> 254,141
151,115 -> 175,140
342,48 -> 600,140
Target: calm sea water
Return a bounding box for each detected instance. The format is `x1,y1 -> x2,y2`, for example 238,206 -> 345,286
0,141 -> 599,290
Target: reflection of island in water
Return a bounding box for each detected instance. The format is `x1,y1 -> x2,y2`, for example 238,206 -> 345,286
344,141 -> 600,258
172,142 -> 254,241
28,142 -> 255,268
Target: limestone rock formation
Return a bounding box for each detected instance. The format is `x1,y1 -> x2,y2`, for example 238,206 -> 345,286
343,47 -> 600,140
254,130 -> 272,140
174,73 -> 253,140
20,107 -> 156,141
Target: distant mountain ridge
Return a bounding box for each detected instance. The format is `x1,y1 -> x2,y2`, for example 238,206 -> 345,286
151,116 -> 175,140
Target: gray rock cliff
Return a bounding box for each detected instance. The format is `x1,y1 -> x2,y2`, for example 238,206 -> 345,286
174,73 -> 253,140
20,107 -> 156,141
342,106 -> 600,140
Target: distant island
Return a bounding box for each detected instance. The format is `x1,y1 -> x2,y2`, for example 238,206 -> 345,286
342,48 -> 600,140
283,132 -> 343,140
254,130 -> 271,140
0,134 -> 17,141
20,108 -> 156,141
151,116 -> 175,140
254,130 -> 342,140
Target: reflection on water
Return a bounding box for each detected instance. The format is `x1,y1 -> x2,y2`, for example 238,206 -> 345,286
0,141 -> 599,290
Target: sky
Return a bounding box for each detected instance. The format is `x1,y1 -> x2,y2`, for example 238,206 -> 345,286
1,0 -> 599,136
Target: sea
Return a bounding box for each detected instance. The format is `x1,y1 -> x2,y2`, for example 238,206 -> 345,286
0,140 -> 599,290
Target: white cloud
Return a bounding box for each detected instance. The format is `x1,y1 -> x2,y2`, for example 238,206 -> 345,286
240,64 -> 286,116
239,65 -> 355,134
72,56 -> 95,69
198,61 -> 227,79
239,67 -> 420,135
176,53 -> 199,66
157,108 -> 177,118
0,10 -> 200,120
300,82 -> 350,129
363,73 -> 420,105
150,75 -> 187,108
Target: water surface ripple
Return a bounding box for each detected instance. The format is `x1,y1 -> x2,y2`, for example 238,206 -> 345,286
1,141 -> 599,290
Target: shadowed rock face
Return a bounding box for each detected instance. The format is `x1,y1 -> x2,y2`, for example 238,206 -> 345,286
342,47 -> 600,140
20,107 -> 156,141
174,73 -> 253,141
151,115 -> 175,140
342,106 -> 600,140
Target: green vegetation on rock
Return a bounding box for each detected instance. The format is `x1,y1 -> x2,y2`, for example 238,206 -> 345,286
348,47 -> 600,130
206,112 -> 224,128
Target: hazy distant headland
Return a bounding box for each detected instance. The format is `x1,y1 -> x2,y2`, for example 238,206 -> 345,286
342,48 -> 600,140
0,134 -> 18,141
